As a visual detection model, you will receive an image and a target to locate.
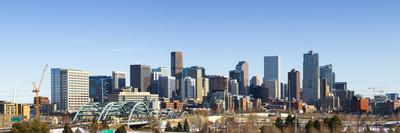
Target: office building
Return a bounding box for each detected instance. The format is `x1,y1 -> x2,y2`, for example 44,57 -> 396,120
266,80 -> 279,99
280,83 -> 288,100
203,78 -> 209,96
130,65 -> 151,92
387,93 -> 399,101
333,82 -> 347,90
235,61 -> 249,95
89,75 -> 112,103
303,51 -> 320,104
181,77 -> 196,99
149,72 -> 162,94
183,66 -> 204,101
288,69 -> 301,101
152,67 -> 168,76
51,68 -> 90,112
320,64 -> 335,90
112,71 -> 126,90
264,56 -> 280,99
171,51 -> 183,78
51,68 -> 64,111
320,78 -> 331,99
159,76 -> 176,98
109,88 -> 159,110
250,76 -> 263,87
33,96 -> 52,116
229,79 -> 239,95
208,75 -> 229,92
171,51 -> 183,96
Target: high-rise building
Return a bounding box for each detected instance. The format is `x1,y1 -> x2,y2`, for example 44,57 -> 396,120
320,64 -> 335,91
183,66 -> 204,101
229,70 -> 242,93
386,93 -> 399,101
149,72 -> 163,94
152,67 -> 169,76
235,61 -> 249,95
171,51 -> 183,78
266,80 -> 279,99
89,75 -> 112,103
51,68 -> 90,112
250,76 -> 263,87
320,78 -> 331,99
171,51 -> 183,96
203,78 -> 209,96
303,51 -> 320,104
159,76 -> 176,98
288,69 -> 301,101
181,77 -> 196,99
51,68 -> 64,111
280,83 -> 288,100
208,75 -> 229,92
264,56 -> 280,99
229,79 -> 239,95
333,82 -> 347,90
130,65 -> 151,92
112,71 -> 126,90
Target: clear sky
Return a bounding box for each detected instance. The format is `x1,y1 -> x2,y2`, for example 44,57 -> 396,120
1,0 -> 399,103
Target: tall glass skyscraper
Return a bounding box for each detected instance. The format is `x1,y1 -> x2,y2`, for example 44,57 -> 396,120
264,56 -> 280,99
303,51 -> 320,104
89,75 -> 112,103
235,61 -> 249,95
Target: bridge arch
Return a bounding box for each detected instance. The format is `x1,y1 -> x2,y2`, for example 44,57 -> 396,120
127,102 -> 151,124
73,102 -> 152,124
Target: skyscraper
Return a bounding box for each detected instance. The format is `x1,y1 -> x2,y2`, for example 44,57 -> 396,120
152,67 -> 169,76
320,64 -> 335,91
208,75 -> 229,92
112,71 -> 126,90
203,78 -> 209,96
171,51 -> 183,77
250,76 -> 263,87
264,56 -> 280,99
89,75 -> 112,103
181,77 -> 196,99
51,68 -> 64,111
280,83 -> 288,100
235,61 -> 249,95
51,68 -> 89,112
159,76 -> 176,98
288,69 -> 301,101
320,78 -> 330,99
130,65 -> 151,92
171,51 -> 183,96
184,66 -> 204,101
229,79 -> 239,95
303,51 -> 320,104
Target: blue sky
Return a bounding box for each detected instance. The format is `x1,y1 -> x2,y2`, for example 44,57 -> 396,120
0,0 -> 399,103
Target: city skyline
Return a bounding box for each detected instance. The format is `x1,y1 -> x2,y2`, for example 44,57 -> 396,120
1,0 -> 400,103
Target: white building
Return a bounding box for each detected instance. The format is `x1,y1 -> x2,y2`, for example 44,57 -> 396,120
52,68 -> 90,113
108,89 -> 160,111
264,56 -> 281,99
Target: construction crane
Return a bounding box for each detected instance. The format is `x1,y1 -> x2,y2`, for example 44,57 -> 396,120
33,64 -> 48,118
